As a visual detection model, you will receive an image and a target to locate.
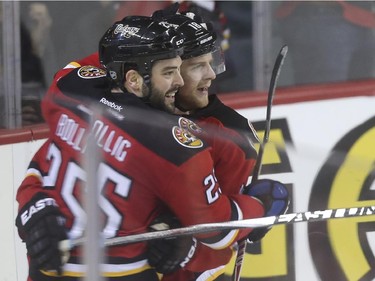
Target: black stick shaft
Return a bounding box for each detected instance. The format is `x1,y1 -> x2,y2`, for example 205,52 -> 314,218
233,45 -> 288,281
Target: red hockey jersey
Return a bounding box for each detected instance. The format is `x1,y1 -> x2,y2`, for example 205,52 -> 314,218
54,54 -> 260,280
16,62 -> 264,280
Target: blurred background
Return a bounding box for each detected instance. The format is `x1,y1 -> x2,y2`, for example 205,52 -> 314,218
1,1 -> 375,129
2,3 -> 375,281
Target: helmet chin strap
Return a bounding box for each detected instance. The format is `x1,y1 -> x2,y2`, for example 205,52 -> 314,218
118,81 -> 128,95
139,74 -> 152,103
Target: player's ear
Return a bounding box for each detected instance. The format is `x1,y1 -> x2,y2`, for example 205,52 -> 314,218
125,70 -> 142,92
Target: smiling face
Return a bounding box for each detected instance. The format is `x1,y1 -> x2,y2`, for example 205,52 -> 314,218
176,52 -> 216,112
146,56 -> 184,113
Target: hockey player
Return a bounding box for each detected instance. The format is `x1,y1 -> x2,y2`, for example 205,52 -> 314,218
16,4 -> 288,279
15,15 -> 288,281
146,9 -> 275,281
52,11 -> 286,280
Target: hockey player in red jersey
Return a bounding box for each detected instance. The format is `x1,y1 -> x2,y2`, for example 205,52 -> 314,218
148,6 -> 290,281
18,7 -> 288,280
145,9 -> 276,281
142,7 -> 257,280
15,15 -> 288,281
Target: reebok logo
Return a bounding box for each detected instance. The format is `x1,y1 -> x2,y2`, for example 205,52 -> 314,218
100,97 -> 123,112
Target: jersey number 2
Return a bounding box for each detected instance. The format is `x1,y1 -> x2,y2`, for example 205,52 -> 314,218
44,142 -> 132,240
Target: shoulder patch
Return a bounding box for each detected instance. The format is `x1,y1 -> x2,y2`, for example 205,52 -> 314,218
172,125 -> 203,148
174,117 -> 204,148
178,117 -> 203,134
78,65 -> 107,79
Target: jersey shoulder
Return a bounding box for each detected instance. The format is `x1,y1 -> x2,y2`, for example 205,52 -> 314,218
195,94 -> 259,143
54,52 -> 100,82
104,97 -> 210,166
52,61 -> 211,167
56,64 -> 110,101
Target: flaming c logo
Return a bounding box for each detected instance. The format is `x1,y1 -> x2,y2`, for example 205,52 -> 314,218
172,117 -> 203,148
172,126 -> 203,148
309,116 -> 375,281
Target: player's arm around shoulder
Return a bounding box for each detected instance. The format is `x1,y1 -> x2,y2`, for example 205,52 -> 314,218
146,147 -> 262,276
148,115 -> 265,245
162,144 -> 265,248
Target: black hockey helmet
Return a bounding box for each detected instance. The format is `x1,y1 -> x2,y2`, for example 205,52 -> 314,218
99,15 -> 185,88
152,8 -> 225,74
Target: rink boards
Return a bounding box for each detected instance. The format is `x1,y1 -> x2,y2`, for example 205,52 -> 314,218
1,82 -> 375,281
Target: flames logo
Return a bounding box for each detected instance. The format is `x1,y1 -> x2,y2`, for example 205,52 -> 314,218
172,117 -> 203,148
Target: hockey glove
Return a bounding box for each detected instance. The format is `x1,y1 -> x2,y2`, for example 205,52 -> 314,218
245,179 -> 289,243
147,215 -> 197,274
15,193 -> 69,275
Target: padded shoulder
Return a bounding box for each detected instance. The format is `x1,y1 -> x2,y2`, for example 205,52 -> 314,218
56,65 -> 111,100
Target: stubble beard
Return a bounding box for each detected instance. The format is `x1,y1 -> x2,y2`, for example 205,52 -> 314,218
143,83 -> 176,114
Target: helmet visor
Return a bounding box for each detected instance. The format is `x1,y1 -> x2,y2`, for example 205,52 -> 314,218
210,46 -> 226,75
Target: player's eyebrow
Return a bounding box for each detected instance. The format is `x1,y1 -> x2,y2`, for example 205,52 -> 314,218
162,66 -> 179,71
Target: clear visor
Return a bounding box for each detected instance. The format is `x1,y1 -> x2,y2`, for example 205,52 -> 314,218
210,46 -> 226,75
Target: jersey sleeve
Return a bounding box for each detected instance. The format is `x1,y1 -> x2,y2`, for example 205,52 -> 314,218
53,52 -> 100,82
158,149 -> 264,250
184,243 -> 233,272
160,245 -> 233,280
200,118 -> 257,194
16,140 -> 52,210
192,94 -> 259,194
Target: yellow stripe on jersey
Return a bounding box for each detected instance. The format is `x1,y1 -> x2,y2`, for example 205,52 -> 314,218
25,168 -> 43,182
202,201 -> 242,250
63,61 -> 82,69
196,265 -> 227,281
40,259 -> 152,277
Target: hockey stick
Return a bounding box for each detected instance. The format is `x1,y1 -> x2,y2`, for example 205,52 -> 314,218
252,44 -> 288,182
232,45 -> 288,281
65,205 -> 375,249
